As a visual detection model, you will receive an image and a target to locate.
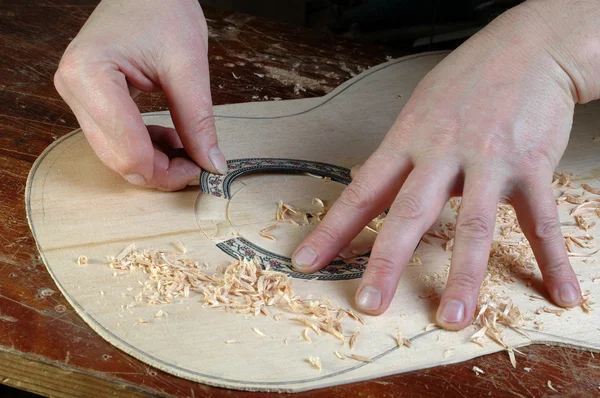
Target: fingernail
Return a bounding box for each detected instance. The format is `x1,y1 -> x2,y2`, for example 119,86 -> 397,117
208,146 -> 228,175
357,285 -> 382,311
439,299 -> 465,323
124,173 -> 146,186
558,283 -> 580,305
293,246 -> 317,270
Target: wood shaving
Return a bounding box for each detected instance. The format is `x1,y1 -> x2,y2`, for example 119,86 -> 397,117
443,348 -> 454,359
410,257 -> 423,266
348,353 -> 373,363
312,198 -> 325,208
425,323 -> 438,331
395,329 -> 412,348
524,367 -> 532,372
225,339 -> 239,344
344,309 -> 365,325
575,215 -> 596,231
471,299 -> 528,349
172,241 -> 186,254
154,310 -> 167,318
259,225 -> 277,241
291,317 -> 322,336
547,380 -> 558,392
472,366 -> 485,375
583,184 -> 600,195
308,356 -> 321,370
302,328 -> 312,343
349,330 -> 360,349
334,351 -> 346,360
581,291 -> 594,312
535,307 -> 565,316
507,347 -> 517,368
77,255 -> 88,265
252,327 -> 271,338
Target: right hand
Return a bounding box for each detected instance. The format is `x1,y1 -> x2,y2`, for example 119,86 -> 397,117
54,0 -> 227,191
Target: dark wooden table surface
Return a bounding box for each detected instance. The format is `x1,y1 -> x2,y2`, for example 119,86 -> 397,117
1,1 -> 599,397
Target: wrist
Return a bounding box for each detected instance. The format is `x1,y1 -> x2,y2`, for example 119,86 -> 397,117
515,0 -> 600,103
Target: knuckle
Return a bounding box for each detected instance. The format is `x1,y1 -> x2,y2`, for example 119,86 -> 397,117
368,255 -> 398,278
448,270 -> 480,292
338,182 -> 374,213
312,223 -> 340,245
533,218 -> 561,242
389,194 -> 425,223
542,259 -> 569,277
457,213 -> 493,239
188,113 -> 216,138
56,47 -> 85,86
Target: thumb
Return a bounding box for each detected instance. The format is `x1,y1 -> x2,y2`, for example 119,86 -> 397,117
160,53 -> 227,175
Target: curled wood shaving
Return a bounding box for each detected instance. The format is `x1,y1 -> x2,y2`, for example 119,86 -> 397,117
308,356 -> 322,370
302,328 -> 312,343
395,329 -> 412,348
348,353 -> 373,363
583,184 -> 600,195
312,198 -> 325,208
425,323 -> 438,331
334,351 -> 346,360
575,215 -> 596,231
77,255 -> 88,265
259,225 -> 277,241
547,380 -> 558,392
572,202 -> 600,217
472,366 -> 485,375
581,291 -> 594,313
552,172 -> 573,188
154,310 -> 167,318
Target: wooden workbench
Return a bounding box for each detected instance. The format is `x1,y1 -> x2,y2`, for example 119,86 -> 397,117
0,1 -> 598,396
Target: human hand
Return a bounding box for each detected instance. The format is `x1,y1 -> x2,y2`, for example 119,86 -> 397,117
54,0 -> 226,191
292,1 -> 593,330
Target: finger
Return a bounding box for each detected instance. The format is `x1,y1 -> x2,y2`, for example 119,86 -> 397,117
160,50 -> 227,175
436,170 -> 503,330
291,147 -> 412,272
144,148 -> 202,191
55,61 -> 155,185
356,160 -> 459,314
148,125 -> 183,148
513,174 -> 581,307
56,70 -> 200,190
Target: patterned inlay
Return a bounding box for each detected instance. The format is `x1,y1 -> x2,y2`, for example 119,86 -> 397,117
199,158 -> 367,280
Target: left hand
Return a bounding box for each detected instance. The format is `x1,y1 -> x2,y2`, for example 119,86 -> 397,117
291,1 -> 586,330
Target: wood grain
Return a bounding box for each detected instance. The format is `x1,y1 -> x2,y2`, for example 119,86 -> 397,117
1,0 -> 599,396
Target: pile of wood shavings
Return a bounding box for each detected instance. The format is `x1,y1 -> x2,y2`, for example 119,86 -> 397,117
107,243 -> 365,346
274,198 -> 387,234
434,174 -> 599,365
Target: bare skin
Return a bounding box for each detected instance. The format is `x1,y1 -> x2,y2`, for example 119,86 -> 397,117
55,0 -> 600,329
